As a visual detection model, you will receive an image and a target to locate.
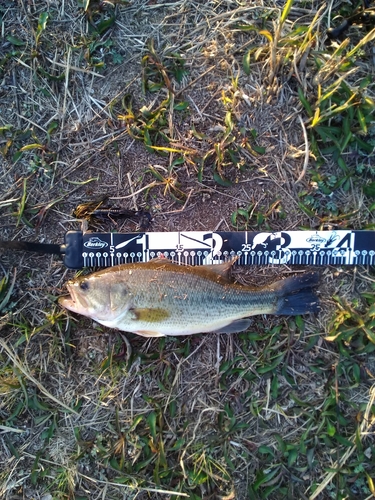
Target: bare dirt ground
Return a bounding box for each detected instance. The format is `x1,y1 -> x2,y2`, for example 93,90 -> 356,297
1,0 -> 375,499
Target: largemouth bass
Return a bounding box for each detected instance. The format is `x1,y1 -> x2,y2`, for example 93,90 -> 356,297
59,258 -> 319,337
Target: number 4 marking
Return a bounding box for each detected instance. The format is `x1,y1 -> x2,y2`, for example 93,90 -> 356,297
335,232 -> 352,249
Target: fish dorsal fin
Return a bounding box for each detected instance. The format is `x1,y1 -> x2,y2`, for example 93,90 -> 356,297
142,257 -> 172,269
201,256 -> 238,280
143,256 -> 238,283
148,257 -> 169,264
128,257 -> 171,273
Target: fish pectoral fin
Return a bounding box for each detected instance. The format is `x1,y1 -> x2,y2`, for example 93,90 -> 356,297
215,319 -> 251,334
135,330 -> 165,338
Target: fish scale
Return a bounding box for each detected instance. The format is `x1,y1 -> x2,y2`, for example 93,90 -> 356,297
121,267 -> 275,332
59,259 -> 320,337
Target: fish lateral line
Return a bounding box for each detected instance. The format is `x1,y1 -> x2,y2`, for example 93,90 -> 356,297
59,261 -> 320,337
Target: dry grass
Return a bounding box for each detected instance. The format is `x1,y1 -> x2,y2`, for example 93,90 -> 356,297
1,0 -> 375,498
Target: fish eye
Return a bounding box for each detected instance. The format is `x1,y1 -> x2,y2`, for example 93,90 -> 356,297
79,280 -> 89,291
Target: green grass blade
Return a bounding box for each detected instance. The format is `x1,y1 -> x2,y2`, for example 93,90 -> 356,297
280,0 -> 294,24
298,87 -> 313,117
17,178 -> 27,227
243,50 -> 251,75
0,269 -> 16,311
36,12 -> 49,44
347,27 -> 375,58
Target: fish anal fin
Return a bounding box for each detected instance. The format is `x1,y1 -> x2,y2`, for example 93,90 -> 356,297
215,318 -> 251,334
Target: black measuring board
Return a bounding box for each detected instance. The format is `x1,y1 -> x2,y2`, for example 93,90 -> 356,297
63,230 -> 375,269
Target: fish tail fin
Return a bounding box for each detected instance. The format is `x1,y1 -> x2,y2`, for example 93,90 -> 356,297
273,272 -> 320,316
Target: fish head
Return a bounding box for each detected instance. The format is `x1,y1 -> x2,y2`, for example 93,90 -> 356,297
59,273 -> 131,322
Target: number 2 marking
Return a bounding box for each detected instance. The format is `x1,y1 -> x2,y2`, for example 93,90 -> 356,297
203,233 -> 223,257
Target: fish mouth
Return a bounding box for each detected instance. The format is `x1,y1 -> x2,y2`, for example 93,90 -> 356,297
59,283 -> 90,313
58,295 -> 76,311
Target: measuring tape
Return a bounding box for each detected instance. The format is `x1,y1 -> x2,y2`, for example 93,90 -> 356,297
61,229 -> 375,268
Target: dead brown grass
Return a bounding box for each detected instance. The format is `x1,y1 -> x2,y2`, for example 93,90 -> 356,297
1,0 -> 375,499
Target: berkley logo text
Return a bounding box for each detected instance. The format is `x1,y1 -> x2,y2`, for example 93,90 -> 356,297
84,237 -> 108,249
